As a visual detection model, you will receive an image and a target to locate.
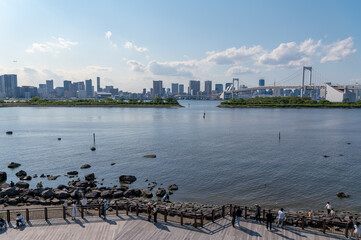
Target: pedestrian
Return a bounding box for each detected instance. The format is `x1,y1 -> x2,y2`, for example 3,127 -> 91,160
147,202 -> 152,221
330,208 -> 335,218
308,210 -> 312,217
72,201 -> 78,220
236,206 -> 243,228
103,199 -> 108,219
266,210 -> 273,231
15,213 -> 25,228
63,199 -> 68,210
347,216 -> 354,239
255,205 -> 261,223
10,181 -> 14,188
353,220 -> 361,240
325,202 -> 332,215
81,197 -> 88,213
277,208 -> 286,228
231,206 -> 237,227
153,204 -> 158,223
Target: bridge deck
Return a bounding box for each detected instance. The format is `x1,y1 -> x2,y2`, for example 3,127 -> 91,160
0,214 -> 345,240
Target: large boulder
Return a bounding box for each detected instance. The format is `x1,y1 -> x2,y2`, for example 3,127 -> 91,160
16,170 -> 27,178
85,190 -> 100,199
113,191 -> 124,198
33,188 -> 44,196
80,164 -> 91,169
100,190 -> 113,198
20,176 -> 32,181
47,175 -> 60,180
51,198 -> 61,205
0,172 -> 7,182
8,162 -> 21,169
75,181 -> 90,188
57,184 -> 67,190
85,173 -> 95,181
156,188 -> 166,197
123,188 -> 141,198
70,190 -> 82,199
54,190 -> 70,199
41,189 -> 55,199
119,175 -> 137,184
168,184 -> 178,191
336,192 -> 350,198
15,182 -> 29,189
67,171 -> 78,175
0,187 -> 19,197
142,189 -> 153,198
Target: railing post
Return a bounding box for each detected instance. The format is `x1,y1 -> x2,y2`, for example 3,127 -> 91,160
7,210 -> 10,222
180,212 -> 183,225
245,207 -> 248,220
98,204 -> 102,217
126,203 -> 129,215
201,211 -> 204,228
262,209 -> 265,222
222,206 -> 225,218
81,205 -> 84,218
194,214 -> 197,228
323,219 -> 326,234
26,208 -> 29,222
302,216 -> 305,229
212,210 -> 215,223
44,207 -> 48,220
164,209 -> 167,222
136,204 -> 139,216
63,206 -> 66,219
116,202 -> 119,216
229,204 -> 232,216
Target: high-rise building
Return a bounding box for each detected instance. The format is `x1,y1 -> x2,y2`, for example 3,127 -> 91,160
63,80 -> 71,91
225,83 -> 232,91
205,80 -> 212,95
189,80 -> 200,95
179,84 -> 184,94
153,80 -> 163,97
171,83 -> 179,95
0,74 -> 18,98
85,79 -> 93,98
19,86 -> 37,98
97,77 -> 101,92
46,80 -> 54,96
142,88 -> 146,95
215,84 -> 223,93
259,79 -> 265,86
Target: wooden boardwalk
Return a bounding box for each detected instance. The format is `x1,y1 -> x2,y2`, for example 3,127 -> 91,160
0,215 -> 345,240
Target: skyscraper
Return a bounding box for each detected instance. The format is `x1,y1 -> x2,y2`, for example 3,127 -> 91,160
204,80 -> 212,95
0,74 -> 18,98
97,77 -> 101,92
179,84 -> 184,94
153,80 -> 163,97
85,79 -> 93,98
215,84 -> 223,93
63,80 -> 71,91
46,80 -> 54,96
171,83 -> 179,95
259,79 -> 265,86
189,80 -> 200,95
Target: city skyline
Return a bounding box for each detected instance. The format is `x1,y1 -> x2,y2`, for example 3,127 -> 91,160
0,0 -> 360,92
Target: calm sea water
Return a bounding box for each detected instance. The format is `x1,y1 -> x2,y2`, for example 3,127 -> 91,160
1,101 -> 361,212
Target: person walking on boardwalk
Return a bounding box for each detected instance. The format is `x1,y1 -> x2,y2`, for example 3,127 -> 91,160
255,204 -> 262,223
266,210 -> 274,231
147,202 -> 152,222
153,204 -> 158,223
353,220 -> 361,240
325,202 -> 332,215
277,208 -> 286,228
103,199 -> 108,219
81,196 -> 88,213
231,206 -> 237,227
236,206 -> 243,228
346,216 -> 354,239
72,201 -> 78,220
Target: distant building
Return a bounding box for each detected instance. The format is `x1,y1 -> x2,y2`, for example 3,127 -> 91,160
172,83 -> 179,95
55,87 -> 64,98
97,77 -> 101,92
85,79 -> 93,98
0,74 -> 18,98
143,88 -> 146,95
38,84 -> 47,98
215,84 -> 223,93
63,80 -> 71,92
204,80 -> 212,95
19,86 -> 37,98
179,84 -> 184,94
74,82 -> 85,91
46,80 -> 54,96
259,79 -> 265,86
189,80 -> 200,95
325,84 -> 356,102
153,80 -> 163,97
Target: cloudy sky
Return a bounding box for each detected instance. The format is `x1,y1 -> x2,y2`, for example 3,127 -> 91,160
0,0 -> 360,92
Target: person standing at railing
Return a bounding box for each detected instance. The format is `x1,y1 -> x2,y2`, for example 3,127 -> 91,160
81,197 -> 88,213
72,201 -> 78,220
347,216 -> 354,239
353,220 -> 361,240
231,206 -> 237,227
103,199 -> 108,219
325,202 -> 332,215
266,210 -> 274,231
153,204 -> 158,223
147,202 -> 152,222
255,205 -> 262,223
236,207 -> 243,228
277,208 -> 286,228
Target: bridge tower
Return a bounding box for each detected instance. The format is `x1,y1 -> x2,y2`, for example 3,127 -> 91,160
301,66 -> 312,97
232,78 -> 239,98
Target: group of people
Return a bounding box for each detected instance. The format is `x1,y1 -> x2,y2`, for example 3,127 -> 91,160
63,196 -> 108,220
147,202 -> 158,223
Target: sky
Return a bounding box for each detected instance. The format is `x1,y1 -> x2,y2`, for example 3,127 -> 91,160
0,0 -> 360,92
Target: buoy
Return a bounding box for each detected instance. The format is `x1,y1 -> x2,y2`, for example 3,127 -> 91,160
6,131 -> 13,135
90,147 -> 96,151
90,133 -> 96,151
58,138 -> 61,141
203,112 -> 206,119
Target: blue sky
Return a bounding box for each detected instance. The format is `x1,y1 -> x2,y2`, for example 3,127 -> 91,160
0,0 -> 360,92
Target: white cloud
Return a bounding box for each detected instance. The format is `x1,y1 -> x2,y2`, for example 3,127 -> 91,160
26,37 -> 78,53
127,60 -> 146,72
226,66 -> 260,76
85,66 -> 113,72
206,46 -> 264,65
124,41 -> 148,52
258,39 -> 321,68
105,31 -> 112,39
147,61 -> 194,77
321,37 -> 357,63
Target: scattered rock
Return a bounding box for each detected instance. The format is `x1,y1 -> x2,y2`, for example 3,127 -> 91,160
113,191 -> 124,198
33,174 -> 38,178
142,189 -> 153,198
123,188 -> 141,198
323,155 -> 330,158
168,184 -> 178,191
100,190 -> 113,198
90,147 -> 96,151
58,138 -> 61,141
144,178 -> 148,182
67,171 -> 78,175
8,162 -> 21,169
47,175 -> 60,180
347,142 -> 351,145
0,171 -> 7,182
54,190 -> 70,199
337,192 -> 350,199
16,170 -> 27,178
6,131 -> 13,135
0,187 -> 19,197
339,154 -> 344,157
119,175 -> 137,184
57,184 -> 67,190
20,176 -> 32,181
40,174 -> 46,178
110,163 -> 115,166
156,188 -> 166,197
41,189 -> 55,199
15,182 -> 29,189
80,164 -> 91,169
85,173 -> 95,181
143,154 -> 156,158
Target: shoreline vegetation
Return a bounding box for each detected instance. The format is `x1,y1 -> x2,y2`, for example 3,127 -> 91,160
219,96 -> 361,108
0,96 -> 182,108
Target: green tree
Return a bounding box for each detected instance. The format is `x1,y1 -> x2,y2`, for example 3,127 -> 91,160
152,97 -> 163,104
